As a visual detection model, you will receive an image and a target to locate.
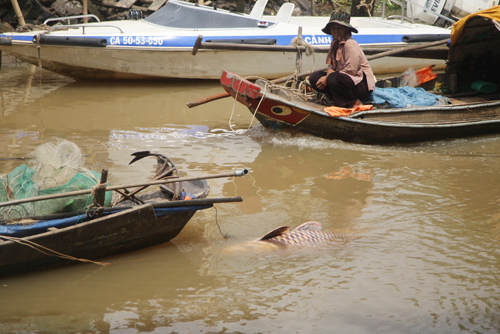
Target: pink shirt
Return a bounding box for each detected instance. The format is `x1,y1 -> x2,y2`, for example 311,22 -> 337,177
326,36 -> 376,91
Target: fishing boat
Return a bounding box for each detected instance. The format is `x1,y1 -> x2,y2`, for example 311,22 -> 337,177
0,0 -> 453,80
0,151 -> 247,278
220,6 -> 500,144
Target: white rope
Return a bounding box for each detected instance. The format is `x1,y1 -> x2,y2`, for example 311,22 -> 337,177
227,75 -> 270,133
291,36 -> 316,78
226,73 -> 334,134
225,38 -> 321,133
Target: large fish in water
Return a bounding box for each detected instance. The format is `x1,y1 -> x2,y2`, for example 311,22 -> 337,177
225,221 -> 348,252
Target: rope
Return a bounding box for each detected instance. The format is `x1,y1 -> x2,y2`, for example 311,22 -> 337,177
0,235 -> 109,266
291,36 -> 316,82
226,74 -> 333,133
224,38 -> 324,132
212,205 -> 229,239
90,182 -> 107,198
36,34 -> 42,69
291,36 -> 314,57
227,75 -> 269,133
36,33 -> 43,86
257,78 -> 331,104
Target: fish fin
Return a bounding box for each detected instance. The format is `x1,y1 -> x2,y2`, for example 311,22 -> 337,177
294,221 -> 322,231
259,226 -> 291,240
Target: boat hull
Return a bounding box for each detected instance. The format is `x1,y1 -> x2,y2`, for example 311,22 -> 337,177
220,71 -> 500,144
0,0 -> 451,80
3,42 -> 445,80
0,204 -> 211,277
254,109 -> 500,143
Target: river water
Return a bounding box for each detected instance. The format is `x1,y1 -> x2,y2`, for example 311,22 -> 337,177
1,63 -> 500,333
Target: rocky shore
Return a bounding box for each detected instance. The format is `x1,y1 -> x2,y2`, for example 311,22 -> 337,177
0,0 -> 364,32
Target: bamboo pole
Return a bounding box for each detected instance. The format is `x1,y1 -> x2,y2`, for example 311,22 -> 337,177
10,0 -> 26,27
21,196 -> 244,222
83,0 -> 88,23
186,38 -> 450,108
0,169 -> 248,208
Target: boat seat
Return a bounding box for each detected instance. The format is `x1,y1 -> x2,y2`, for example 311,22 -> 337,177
249,0 -> 269,19
275,3 -> 294,23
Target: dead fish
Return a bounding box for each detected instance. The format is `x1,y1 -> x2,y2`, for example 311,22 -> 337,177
225,221 -> 347,252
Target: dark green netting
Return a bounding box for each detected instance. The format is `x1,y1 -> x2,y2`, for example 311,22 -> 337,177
0,164 -> 112,221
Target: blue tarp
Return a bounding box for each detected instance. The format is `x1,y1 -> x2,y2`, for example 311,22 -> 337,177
367,86 -> 444,108
0,205 -> 212,238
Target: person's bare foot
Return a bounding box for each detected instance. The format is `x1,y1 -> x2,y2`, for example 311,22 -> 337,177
350,99 -> 363,108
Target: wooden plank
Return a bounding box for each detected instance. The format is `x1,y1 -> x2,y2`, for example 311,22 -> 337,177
131,5 -> 149,11
448,98 -> 469,105
148,0 -> 167,11
102,0 -> 117,6
115,0 -> 137,9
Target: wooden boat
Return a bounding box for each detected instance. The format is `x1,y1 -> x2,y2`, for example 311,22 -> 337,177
0,152 -> 246,277
220,6 -> 500,144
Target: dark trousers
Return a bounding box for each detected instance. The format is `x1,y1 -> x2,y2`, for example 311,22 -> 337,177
309,70 -> 371,107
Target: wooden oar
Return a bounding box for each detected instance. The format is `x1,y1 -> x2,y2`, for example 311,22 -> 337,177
0,169 -> 248,208
186,38 -> 450,108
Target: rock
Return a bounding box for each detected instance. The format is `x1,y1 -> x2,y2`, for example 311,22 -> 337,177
292,7 -> 303,16
15,23 -> 50,31
2,0 -> 56,27
51,0 -> 83,17
0,21 -> 15,32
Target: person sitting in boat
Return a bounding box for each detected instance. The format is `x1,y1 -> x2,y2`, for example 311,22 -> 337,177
308,10 -> 376,108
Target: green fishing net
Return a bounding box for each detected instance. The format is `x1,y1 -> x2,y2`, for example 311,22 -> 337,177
0,140 -> 112,222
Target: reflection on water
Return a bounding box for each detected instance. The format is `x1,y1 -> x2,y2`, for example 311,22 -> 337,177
1,64 -> 500,333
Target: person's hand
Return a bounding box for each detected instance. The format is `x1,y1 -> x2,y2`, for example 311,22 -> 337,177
316,76 -> 327,89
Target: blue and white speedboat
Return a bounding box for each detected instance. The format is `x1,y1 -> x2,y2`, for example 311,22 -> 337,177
0,0 -> 452,80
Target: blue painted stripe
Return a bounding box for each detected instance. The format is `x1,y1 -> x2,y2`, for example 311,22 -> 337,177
2,32 -> 407,47
106,34 -> 404,46
0,204 -> 212,238
3,35 -> 34,42
353,34 -> 405,44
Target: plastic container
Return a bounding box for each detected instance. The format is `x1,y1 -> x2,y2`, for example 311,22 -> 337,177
471,80 -> 498,94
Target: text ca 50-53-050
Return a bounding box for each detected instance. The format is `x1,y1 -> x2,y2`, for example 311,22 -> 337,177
109,36 -> 165,46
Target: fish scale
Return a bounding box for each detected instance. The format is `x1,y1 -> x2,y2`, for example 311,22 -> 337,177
266,230 -> 346,248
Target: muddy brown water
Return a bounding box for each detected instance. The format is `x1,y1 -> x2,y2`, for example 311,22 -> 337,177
1,63 -> 500,333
